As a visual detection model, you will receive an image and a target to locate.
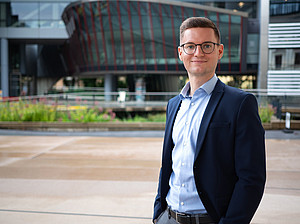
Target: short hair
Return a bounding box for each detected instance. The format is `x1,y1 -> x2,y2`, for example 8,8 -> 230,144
180,17 -> 221,43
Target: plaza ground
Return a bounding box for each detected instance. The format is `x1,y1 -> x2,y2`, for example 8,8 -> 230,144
0,130 -> 299,224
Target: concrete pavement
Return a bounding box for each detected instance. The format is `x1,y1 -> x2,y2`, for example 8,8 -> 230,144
0,130 -> 299,224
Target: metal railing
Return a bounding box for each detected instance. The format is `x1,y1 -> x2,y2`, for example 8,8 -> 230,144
1,89 -> 299,119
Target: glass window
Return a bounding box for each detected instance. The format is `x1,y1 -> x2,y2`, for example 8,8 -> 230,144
140,2 -> 153,65
40,3 -> 69,28
230,15 -> 241,64
270,2 -> 300,16
11,2 -> 39,20
172,5 -> 182,44
92,1 -> 108,65
295,52 -> 300,68
295,52 -> 300,65
218,14 -> 229,63
8,2 -> 71,28
11,2 -> 38,27
149,3 -> 162,66
129,1 -> 144,66
247,34 -> 259,64
0,3 -> 7,27
194,8 -> 206,18
40,3 -> 58,20
275,55 -> 282,70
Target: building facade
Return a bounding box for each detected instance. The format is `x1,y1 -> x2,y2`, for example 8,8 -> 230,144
0,0 -> 71,96
1,0 -> 298,99
61,0 -> 248,95
268,0 -> 300,96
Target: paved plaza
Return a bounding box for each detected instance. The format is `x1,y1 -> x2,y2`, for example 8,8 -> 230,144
0,130 -> 299,224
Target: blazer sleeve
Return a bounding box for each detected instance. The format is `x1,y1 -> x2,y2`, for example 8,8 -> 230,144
153,168 -> 163,222
153,101 -> 172,222
219,94 -> 266,224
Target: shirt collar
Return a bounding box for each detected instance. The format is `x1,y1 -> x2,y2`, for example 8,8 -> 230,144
180,74 -> 218,99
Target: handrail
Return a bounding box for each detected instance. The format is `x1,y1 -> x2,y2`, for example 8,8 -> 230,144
1,90 -> 299,109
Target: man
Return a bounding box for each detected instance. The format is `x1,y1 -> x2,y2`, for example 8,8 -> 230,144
153,17 -> 266,224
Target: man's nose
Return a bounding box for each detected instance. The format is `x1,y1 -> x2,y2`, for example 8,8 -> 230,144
194,45 -> 205,56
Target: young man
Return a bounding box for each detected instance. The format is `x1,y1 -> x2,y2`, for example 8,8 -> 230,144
153,17 -> 266,224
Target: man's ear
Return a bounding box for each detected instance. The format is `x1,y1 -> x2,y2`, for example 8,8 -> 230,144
218,44 -> 224,60
178,46 -> 183,61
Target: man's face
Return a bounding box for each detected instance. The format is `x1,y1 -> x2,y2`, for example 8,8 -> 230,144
178,27 -> 224,79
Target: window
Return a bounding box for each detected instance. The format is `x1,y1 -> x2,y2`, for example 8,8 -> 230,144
295,52 -> 300,68
275,55 -> 282,70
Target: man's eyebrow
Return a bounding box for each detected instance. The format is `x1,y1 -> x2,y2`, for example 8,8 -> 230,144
182,41 -> 214,44
182,42 -> 195,44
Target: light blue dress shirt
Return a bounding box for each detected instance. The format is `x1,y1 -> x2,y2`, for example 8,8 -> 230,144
166,75 -> 218,214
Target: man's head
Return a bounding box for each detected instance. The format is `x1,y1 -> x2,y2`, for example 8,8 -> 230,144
178,17 -> 224,82
180,17 -> 221,44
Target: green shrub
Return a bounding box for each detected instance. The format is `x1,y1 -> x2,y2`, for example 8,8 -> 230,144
0,101 -> 116,123
122,113 -> 166,122
259,105 -> 275,123
1,100 -> 277,124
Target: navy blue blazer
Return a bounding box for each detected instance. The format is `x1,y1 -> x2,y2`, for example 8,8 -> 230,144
153,80 -> 266,224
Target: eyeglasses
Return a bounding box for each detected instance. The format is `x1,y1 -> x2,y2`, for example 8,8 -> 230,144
180,42 -> 220,55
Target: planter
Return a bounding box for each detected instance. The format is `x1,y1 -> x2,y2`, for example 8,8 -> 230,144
0,120 -> 299,132
0,121 -> 165,131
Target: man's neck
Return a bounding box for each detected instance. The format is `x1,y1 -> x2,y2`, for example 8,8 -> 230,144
188,74 -> 214,96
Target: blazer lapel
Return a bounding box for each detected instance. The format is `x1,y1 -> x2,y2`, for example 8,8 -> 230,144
194,80 -> 225,160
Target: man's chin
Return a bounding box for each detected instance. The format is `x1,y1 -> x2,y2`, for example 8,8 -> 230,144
188,70 -> 207,77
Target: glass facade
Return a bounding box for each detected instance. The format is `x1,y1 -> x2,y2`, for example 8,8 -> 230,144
1,0 -> 254,97
62,0 -> 247,75
0,1 -> 73,28
270,0 -> 300,16
181,0 -> 257,18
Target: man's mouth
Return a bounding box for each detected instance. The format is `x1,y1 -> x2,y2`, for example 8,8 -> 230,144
191,60 -> 207,63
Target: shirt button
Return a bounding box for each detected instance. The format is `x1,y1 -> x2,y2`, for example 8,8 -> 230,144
191,103 -> 195,106
181,202 -> 184,206
185,121 -> 189,125
183,142 -> 187,146
181,163 -> 185,166
181,183 -> 185,187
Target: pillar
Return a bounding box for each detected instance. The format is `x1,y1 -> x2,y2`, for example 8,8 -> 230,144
257,0 -> 269,90
1,38 -> 9,97
104,74 -> 117,101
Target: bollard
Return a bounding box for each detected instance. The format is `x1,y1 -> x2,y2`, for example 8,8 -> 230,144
283,112 -> 293,133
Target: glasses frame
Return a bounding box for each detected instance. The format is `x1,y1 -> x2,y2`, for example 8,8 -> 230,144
179,41 -> 220,55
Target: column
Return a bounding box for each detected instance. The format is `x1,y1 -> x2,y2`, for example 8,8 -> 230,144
257,0 -> 269,90
104,74 -> 113,101
1,38 -> 9,97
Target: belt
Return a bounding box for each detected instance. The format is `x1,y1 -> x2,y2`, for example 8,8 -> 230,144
168,208 -> 215,224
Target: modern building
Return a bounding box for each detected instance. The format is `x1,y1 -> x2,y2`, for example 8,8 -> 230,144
0,0 -> 72,97
62,0 -> 249,97
268,0 -> 300,96
0,0 -> 299,99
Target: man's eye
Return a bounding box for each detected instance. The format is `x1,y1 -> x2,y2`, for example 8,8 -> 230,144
186,45 -> 195,49
203,44 -> 212,49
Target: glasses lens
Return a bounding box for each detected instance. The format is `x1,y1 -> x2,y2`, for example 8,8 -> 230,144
202,43 -> 214,54
183,44 -> 196,54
